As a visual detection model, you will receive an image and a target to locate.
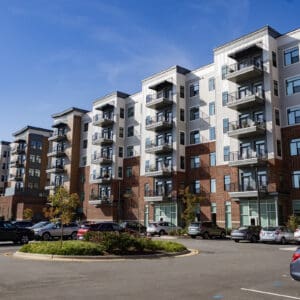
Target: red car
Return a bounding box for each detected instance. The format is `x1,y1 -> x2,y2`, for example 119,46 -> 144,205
77,222 -> 121,240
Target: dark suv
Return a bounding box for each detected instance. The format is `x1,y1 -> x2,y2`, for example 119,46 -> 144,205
188,221 -> 226,239
231,226 -> 261,243
120,221 -> 146,235
0,221 -> 34,244
77,222 -> 122,240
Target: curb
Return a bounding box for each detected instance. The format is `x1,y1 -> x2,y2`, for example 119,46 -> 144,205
13,249 -> 198,261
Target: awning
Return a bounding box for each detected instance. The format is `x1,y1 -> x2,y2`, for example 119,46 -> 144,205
228,44 -> 262,60
96,103 -> 114,111
52,121 -> 68,128
149,80 -> 173,91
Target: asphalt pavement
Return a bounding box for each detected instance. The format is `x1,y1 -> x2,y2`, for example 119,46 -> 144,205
0,238 -> 299,300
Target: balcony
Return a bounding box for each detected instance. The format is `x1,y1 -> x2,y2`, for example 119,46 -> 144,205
144,190 -> 171,202
90,174 -> 112,184
227,90 -> 265,111
145,117 -> 173,131
11,146 -> 26,155
145,142 -> 173,154
48,132 -> 67,142
228,151 -> 267,167
46,164 -> 65,174
12,173 -> 24,181
225,59 -> 264,83
146,92 -> 173,109
228,183 -> 268,199
47,147 -> 66,157
93,114 -> 114,127
144,166 -> 172,178
89,194 -> 113,206
92,134 -> 113,145
228,120 -> 266,139
91,153 -> 113,164
10,159 -> 25,168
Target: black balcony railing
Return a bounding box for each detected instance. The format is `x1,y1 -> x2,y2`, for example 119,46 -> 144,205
229,150 -> 267,161
145,141 -> 172,149
229,119 -> 265,131
229,182 -> 268,193
227,58 -> 264,73
228,89 -> 265,104
146,91 -> 173,103
144,190 -> 172,197
145,116 -> 172,126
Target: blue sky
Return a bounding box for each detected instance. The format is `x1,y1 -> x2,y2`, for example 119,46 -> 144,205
0,0 -> 299,141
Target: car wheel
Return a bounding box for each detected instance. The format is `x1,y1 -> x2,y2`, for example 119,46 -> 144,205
251,235 -> 257,243
159,230 -> 166,236
42,232 -> 51,241
190,235 -> 196,239
20,234 -> 29,244
203,232 -> 210,239
220,232 -> 226,239
71,232 -> 77,240
234,239 -> 240,243
281,237 -> 286,245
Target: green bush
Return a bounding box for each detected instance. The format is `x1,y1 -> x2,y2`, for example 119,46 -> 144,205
19,241 -> 105,256
149,240 -> 187,252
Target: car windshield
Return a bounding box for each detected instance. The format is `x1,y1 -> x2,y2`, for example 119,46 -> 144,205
262,227 -> 277,231
31,221 -> 49,229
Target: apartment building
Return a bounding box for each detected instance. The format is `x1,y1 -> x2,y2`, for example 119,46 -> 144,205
81,25 -> 300,228
0,141 -> 10,196
0,126 -> 52,220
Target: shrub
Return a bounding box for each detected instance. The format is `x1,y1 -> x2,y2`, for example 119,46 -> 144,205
19,241 -> 105,256
287,215 -> 300,231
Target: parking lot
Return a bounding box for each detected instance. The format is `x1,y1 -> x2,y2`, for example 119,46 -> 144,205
0,238 -> 299,300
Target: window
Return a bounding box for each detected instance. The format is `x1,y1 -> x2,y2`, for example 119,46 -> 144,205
284,47 -> 299,66
36,141 -> 42,150
223,118 -> 229,133
127,146 -> 134,157
30,140 -> 36,149
221,65 -> 228,80
180,132 -> 185,145
224,146 -> 230,161
293,200 -> 300,216
277,140 -> 282,156
118,147 -> 123,158
2,163 -> 5,170
209,127 -> 216,140
1,175 -> 4,182
210,152 -> 216,166
119,127 -> 124,138
192,180 -> 200,194
83,139 -> 88,149
84,123 -> 89,132
180,156 -> 185,169
190,107 -> 199,121
36,155 -> 41,164
82,156 -> 87,166
180,86 -> 185,98
29,155 -> 35,162
272,51 -> 277,67
34,169 -> 40,177
180,109 -> 185,121
29,168 -> 34,176
288,107 -> 300,125
208,77 -> 215,91
210,179 -> 216,193
127,106 -> 134,118
118,167 -> 123,178
222,92 -> 228,106
190,130 -> 200,144
120,108 -> 124,118
190,156 -> 200,168
274,80 -> 278,96
209,102 -> 215,116
189,82 -> 199,97
275,109 -> 280,125
126,167 -> 132,177
3,151 -> 7,158
286,77 -> 300,95
291,138 -> 300,156
292,171 -> 300,189
127,126 -> 134,137
224,175 -> 230,191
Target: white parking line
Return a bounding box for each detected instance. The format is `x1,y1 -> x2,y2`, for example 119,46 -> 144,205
279,247 -> 297,251
241,288 -> 300,299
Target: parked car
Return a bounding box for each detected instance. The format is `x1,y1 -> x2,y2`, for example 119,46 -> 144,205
294,226 -> 300,243
77,222 -> 122,240
188,221 -> 226,239
231,226 -> 261,243
291,247 -> 300,281
120,221 -> 146,235
12,220 -> 34,228
29,221 -> 50,230
34,222 -> 79,240
146,221 -> 181,236
260,226 -> 294,244
0,221 -> 34,244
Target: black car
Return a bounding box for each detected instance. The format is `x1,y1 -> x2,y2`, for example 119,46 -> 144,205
120,221 -> 146,235
77,222 -> 122,240
0,221 -> 34,244
231,225 -> 261,243
12,220 -> 34,228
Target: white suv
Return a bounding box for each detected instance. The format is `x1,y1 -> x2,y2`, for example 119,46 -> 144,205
146,221 -> 181,236
34,222 -> 79,240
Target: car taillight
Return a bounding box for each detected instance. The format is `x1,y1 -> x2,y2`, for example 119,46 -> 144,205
292,252 -> 300,262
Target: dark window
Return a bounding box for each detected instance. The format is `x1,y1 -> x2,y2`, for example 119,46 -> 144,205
190,107 -> 199,121
223,118 -> 229,133
274,80 -> 278,96
120,108 -> 124,118
275,109 -> 280,126
286,77 -> 300,95
190,156 -> 200,168
180,109 -> 185,121
221,65 -> 228,80
292,171 -> 300,188
190,83 -> 199,97
190,131 -> 200,144
272,51 -> 277,67
284,47 -> 299,66
127,107 -> 134,118
290,139 -> 300,156
288,107 -> 300,125
209,127 -> 216,140
224,175 -> 230,191
84,123 -> 89,132
127,146 -> 134,157
180,86 -> 185,98
224,146 -> 230,161
277,140 -> 282,157
119,127 -> 124,138
118,147 -> 123,158
209,77 -> 215,91
222,92 -> 228,106
126,167 -> 132,177
127,126 -> 134,137
180,156 -> 185,169
180,132 -> 185,145
118,167 -> 123,178
83,140 -> 88,149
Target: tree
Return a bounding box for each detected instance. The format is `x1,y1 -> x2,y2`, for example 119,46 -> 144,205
287,215 -> 300,231
23,208 -> 33,220
43,186 -> 80,246
181,187 -> 205,228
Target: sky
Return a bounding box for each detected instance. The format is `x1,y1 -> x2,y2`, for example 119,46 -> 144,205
0,0 -> 299,141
